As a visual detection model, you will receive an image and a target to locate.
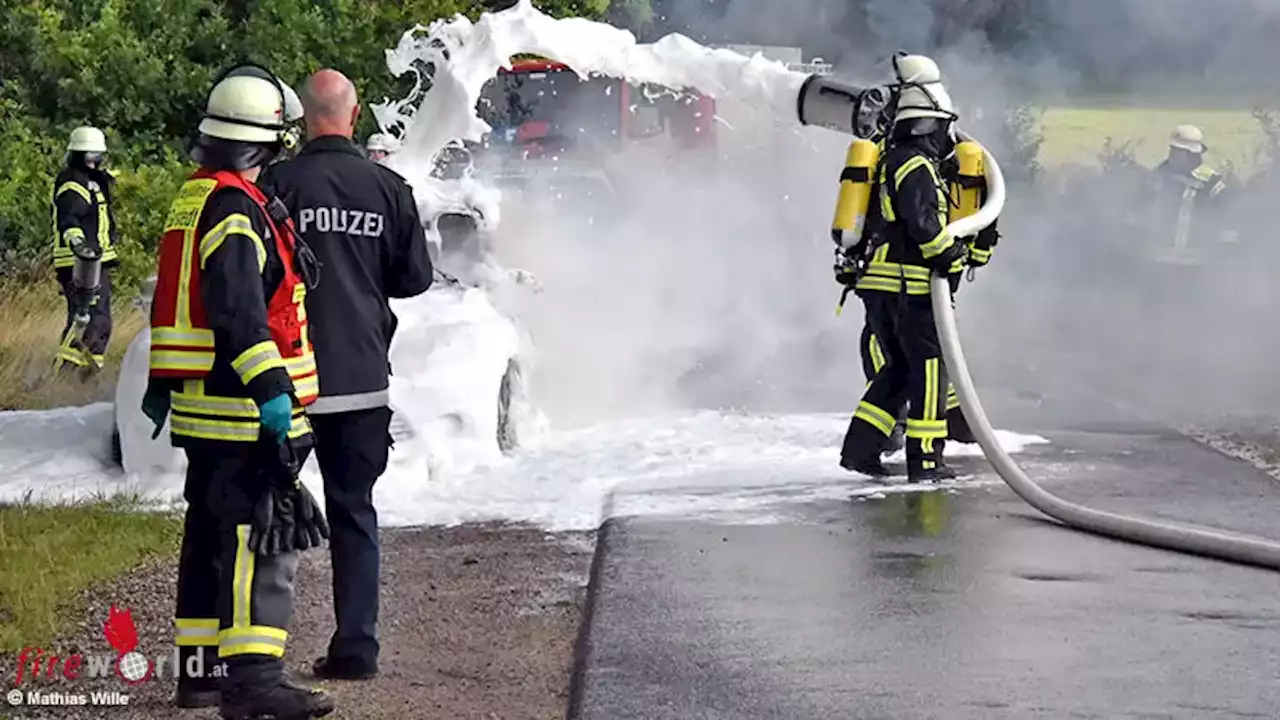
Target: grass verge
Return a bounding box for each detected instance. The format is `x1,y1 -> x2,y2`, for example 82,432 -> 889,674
0,278 -> 145,411
0,495 -> 181,653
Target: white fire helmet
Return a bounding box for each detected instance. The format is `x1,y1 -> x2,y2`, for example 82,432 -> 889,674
67,126 -> 107,153
198,74 -> 289,145
1169,124 -> 1205,154
891,54 -> 957,123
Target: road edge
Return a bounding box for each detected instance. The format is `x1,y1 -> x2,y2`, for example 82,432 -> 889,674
564,517 -> 616,720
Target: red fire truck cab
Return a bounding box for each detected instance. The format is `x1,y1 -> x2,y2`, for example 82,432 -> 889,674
474,58 -> 717,165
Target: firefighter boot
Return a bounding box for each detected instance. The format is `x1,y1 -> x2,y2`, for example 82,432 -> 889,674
219,656 -> 335,720
908,442 -> 957,484
841,421 -> 892,477
174,647 -> 219,708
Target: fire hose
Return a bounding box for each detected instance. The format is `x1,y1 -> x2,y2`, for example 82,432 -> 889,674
934,136 -> 1280,570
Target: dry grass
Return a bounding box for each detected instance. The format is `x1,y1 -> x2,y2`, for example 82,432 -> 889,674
0,279 -> 145,411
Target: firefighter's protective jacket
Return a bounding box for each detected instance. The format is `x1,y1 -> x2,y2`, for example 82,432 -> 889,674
856,141 -> 968,297
51,166 -> 119,271
1151,160 -> 1228,249
149,170 -> 318,448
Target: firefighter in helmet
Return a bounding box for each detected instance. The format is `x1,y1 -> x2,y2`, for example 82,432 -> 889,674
140,63 -> 333,718
365,132 -> 396,163
51,126 -> 119,375
835,54 -> 970,481
1149,124 -> 1231,264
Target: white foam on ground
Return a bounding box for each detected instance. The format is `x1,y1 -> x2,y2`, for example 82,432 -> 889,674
0,402 -> 1046,531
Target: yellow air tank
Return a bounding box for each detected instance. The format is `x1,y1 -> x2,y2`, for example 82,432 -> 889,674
831,138 -> 880,249
948,140 -> 985,223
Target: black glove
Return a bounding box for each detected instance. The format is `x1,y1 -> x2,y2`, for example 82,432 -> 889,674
292,484 -> 329,551
932,241 -> 968,276
247,440 -> 328,556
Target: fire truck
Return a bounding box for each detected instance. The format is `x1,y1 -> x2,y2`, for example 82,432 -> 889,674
468,58 -> 718,204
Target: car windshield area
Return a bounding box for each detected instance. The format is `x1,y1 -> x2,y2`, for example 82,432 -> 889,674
478,69 -> 622,151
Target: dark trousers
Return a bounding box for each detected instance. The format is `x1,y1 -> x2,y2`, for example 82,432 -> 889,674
58,268 -> 112,368
174,443 -> 305,689
310,407 -> 393,665
859,310 -> 971,442
843,293 -> 950,473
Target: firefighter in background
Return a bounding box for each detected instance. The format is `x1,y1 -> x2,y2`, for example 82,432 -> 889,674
856,141 -> 1000,451
834,54 -> 969,482
365,132 -> 396,163
1148,124 -> 1232,264
51,126 -> 118,375
140,64 -> 334,718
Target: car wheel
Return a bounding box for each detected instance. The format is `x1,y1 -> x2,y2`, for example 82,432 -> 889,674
497,359 -> 520,454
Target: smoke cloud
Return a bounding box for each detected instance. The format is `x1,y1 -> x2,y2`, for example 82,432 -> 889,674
442,0 -> 1280,432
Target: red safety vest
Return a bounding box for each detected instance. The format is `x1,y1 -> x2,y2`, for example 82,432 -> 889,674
150,169 -> 318,416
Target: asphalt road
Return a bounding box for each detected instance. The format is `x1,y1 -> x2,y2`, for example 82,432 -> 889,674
568,375 -> 1280,719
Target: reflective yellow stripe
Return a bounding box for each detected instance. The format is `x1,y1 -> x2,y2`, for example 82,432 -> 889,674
166,178 -> 220,330
95,189 -> 112,257
919,228 -> 954,259
151,327 -> 215,348
199,213 -> 265,271
170,412 -> 312,443
862,261 -> 930,280
868,334 -> 885,373
56,181 -> 91,203
233,525 -> 253,628
219,627 -> 289,659
172,392 -> 258,418
292,374 -> 319,400
62,227 -> 86,243
174,618 -> 219,647
924,357 -> 940,422
854,400 -> 896,436
56,347 -> 88,366
232,341 -> 285,384
906,418 -> 947,439
149,349 -> 216,374
855,275 -> 931,295
170,417 -> 262,442
894,156 -> 932,188
969,248 -> 991,263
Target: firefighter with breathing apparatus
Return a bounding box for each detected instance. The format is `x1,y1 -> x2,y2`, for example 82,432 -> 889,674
141,63 -> 335,718
51,126 -> 119,375
838,129 -> 1000,453
826,54 -> 975,481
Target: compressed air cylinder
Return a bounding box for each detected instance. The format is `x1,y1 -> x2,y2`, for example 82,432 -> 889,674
831,138 -> 880,249
948,140 -> 985,223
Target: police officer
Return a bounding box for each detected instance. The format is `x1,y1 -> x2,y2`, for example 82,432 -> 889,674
51,126 -> 119,375
838,55 -> 968,482
141,64 -> 333,718
260,68 -> 433,681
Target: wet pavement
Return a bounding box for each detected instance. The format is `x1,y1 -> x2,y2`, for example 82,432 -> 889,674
569,377 -> 1280,719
